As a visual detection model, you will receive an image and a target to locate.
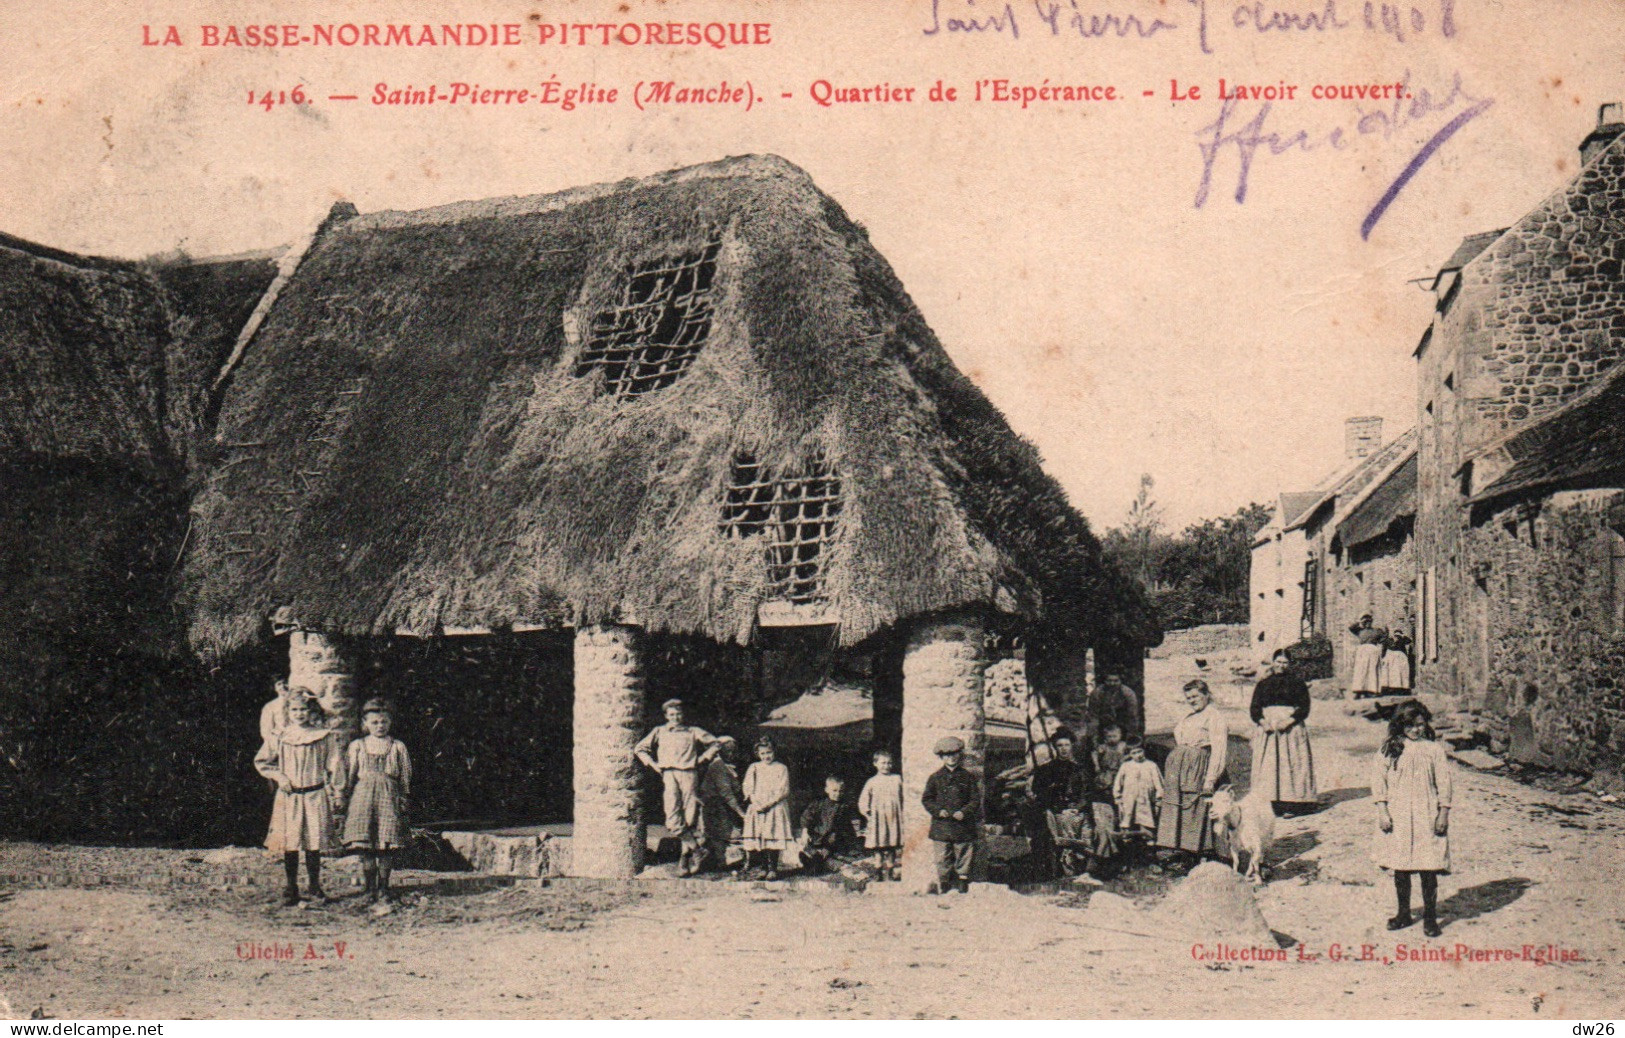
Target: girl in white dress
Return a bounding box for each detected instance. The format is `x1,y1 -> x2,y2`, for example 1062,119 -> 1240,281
1113,738 -> 1164,833
254,693 -> 345,906
1372,701 -> 1454,937
858,749 -> 905,880
741,737 -> 793,880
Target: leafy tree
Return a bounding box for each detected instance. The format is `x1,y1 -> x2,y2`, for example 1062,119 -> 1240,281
1104,493 -> 1272,630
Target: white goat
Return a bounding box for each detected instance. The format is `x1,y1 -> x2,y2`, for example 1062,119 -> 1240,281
1209,786 -> 1276,884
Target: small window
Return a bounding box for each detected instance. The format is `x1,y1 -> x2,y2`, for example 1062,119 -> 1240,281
577,243 -> 720,398
722,452 -> 843,603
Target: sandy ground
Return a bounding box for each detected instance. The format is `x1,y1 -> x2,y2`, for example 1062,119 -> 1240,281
3,648 -> 1623,1019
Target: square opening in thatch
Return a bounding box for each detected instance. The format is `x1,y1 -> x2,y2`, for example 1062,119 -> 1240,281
575,242 -> 720,398
723,453 -> 843,603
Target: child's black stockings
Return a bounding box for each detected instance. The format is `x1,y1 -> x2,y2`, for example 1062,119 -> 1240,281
1393,870 -> 1412,919
282,852 -> 300,893
304,850 -> 322,895
1419,871 -> 1439,924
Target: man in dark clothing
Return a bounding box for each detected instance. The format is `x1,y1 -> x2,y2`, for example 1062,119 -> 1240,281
799,776 -> 862,874
921,736 -> 982,893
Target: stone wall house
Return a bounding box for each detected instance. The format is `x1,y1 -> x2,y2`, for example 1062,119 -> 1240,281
173,155 -> 1160,881
1455,360 -> 1625,781
1248,491 -> 1322,657
1251,420 -> 1414,685
1326,445 -> 1418,691
1414,105 -> 1625,738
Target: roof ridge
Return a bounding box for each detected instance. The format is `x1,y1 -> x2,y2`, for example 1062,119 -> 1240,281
1464,357 -> 1625,470
0,230 -> 131,272
1329,430 -> 1419,534
346,154 -> 815,233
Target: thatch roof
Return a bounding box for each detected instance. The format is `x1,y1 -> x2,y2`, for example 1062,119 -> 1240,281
0,236 -> 174,467
0,235 -> 277,471
1336,450 -> 1417,549
0,234 -> 277,661
184,155 -> 1155,657
1286,430 -> 1418,535
149,252 -> 282,465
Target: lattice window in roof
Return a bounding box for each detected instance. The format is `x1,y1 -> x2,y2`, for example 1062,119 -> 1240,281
722,453 -> 843,604
575,243 -> 719,398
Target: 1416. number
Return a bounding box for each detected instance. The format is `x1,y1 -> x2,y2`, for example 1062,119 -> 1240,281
247,87 -> 309,110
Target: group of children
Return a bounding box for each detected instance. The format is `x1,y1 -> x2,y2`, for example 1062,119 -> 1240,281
1028,723 -> 1166,879
255,683 -> 412,906
252,679 -> 1454,934
636,698 -> 910,881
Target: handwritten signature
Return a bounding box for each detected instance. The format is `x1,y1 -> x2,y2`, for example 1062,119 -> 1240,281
1192,71 -> 1492,238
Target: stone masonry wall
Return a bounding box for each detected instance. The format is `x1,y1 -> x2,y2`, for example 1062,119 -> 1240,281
1473,491 -> 1625,784
1328,535 -> 1416,691
899,614 -> 987,891
1416,135 -> 1625,703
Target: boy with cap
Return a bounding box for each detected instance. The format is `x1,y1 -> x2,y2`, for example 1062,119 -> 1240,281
921,736 -> 982,893
634,698 -> 719,876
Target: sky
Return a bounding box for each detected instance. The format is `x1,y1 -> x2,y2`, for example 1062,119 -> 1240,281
2,0 -> 1621,529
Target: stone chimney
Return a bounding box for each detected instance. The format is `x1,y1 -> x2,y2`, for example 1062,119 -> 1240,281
1345,416 -> 1383,460
1580,103 -> 1624,166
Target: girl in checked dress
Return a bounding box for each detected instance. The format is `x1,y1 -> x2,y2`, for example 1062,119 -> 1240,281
343,699 -> 413,903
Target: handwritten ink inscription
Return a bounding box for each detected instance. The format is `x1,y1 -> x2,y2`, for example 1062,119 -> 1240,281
1191,72 -> 1492,236
921,0 -> 1458,53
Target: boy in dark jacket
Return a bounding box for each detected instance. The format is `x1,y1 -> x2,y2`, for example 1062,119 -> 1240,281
799,775 -> 862,874
921,736 -> 982,893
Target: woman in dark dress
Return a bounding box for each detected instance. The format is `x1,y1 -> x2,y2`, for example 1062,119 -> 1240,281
1250,649 -> 1319,815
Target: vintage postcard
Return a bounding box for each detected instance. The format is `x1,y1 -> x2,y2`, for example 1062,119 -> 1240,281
2,0 -> 1623,1022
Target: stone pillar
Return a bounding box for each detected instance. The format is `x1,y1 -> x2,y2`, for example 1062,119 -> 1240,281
900,613 -> 988,892
571,624 -> 647,879
289,630 -> 361,743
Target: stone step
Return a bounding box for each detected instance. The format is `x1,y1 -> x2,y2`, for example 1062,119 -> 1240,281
437,828 -> 573,878
1448,748 -> 1507,771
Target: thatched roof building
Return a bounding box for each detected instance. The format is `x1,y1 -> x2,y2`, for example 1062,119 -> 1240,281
3,157 -> 1154,869
185,155 -> 1154,660
0,234 -> 277,841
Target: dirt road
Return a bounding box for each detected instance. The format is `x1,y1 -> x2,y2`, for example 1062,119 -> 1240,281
3,650 -> 1621,1018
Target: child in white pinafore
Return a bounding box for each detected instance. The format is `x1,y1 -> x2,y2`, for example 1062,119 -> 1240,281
858,749 -> 905,880
255,693 -> 345,906
1113,738 -> 1164,834
343,698 -> 413,904
1372,700 -> 1454,938
741,736 -> 793,880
